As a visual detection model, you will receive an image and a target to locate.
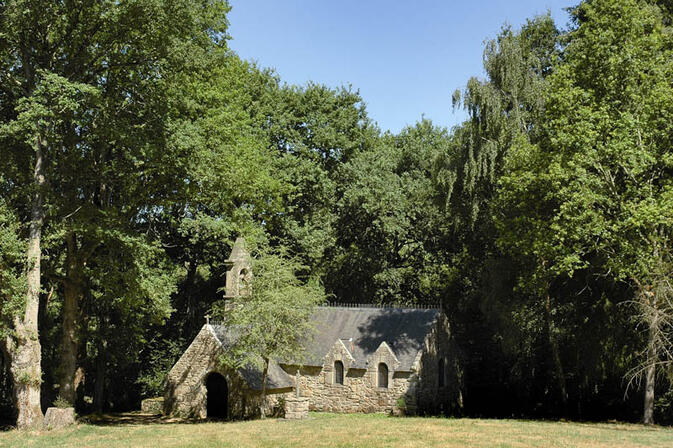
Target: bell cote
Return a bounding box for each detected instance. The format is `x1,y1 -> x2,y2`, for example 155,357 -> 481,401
224,237 -> 252,298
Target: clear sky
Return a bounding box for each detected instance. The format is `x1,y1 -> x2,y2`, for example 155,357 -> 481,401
227,0 -> 573,133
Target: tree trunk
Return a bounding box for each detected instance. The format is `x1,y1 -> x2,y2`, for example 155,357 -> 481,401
58,234 -> 84,405
259,358 -> 269,419
9,133 -> 47,429
59,279 -> 81,405
643,343 -> 656,424
545,291 -> 568,415
93,350 -> 105,414
93,314 -> 107,415
643,295 -> 658,425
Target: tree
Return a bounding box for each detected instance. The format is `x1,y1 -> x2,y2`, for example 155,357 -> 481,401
212,247 -> 325,418
261,83 -> 378,273
0,0 -> 231,420
550,0 -> 673,423
433,15 -> 568,416
0,199 -> 36,426
437,14 -> 558,228
499,0 -> 673,423
328,119 -> 452,305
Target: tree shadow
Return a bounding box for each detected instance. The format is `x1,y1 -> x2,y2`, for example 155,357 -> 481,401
79,412 -> 209,426
353,308 -> 439,368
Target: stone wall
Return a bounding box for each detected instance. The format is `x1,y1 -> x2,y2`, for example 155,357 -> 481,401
415,313 -> 463,415
43,408 -> 75,430
282,363 -> 414,414
163,325 -> 290,419
141,397 -> 164,414
279,313 -> 462,416
280,339 -> 418,415
284,397 -> 309,419
165,313 -> 463,419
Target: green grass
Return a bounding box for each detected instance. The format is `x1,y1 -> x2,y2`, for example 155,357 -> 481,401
1,412 -> 673,448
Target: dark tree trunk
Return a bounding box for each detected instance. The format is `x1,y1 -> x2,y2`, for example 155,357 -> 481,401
545,291 -> 568,415
643,295 -> 658,425
93,314 -> 107,415
58,235 -> 84,406
643,341 -> 656,424
93,350 -> 106,414
186,260 -> 198,335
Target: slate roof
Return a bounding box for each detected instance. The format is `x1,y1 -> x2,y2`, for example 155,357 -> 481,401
208,325 -> 294,391
297,306 -> 440,371
208,306 -> 440,386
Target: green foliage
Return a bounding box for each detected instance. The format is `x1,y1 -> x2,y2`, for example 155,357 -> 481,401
329,119 -> 453,305
538,0 -> 673,283
496,0 -> 673,421
15,370 -> 41,387
261,82 -> 378,271
136,338 -> 184,399
212,247 -> 326,371
53,396 -> 70,409
0,199 -> 26,338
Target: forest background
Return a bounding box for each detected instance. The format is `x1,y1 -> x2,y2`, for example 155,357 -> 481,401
2,0 -> 673,428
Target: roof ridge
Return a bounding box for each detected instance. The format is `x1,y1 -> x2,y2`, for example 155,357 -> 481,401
322,302 -> 441,310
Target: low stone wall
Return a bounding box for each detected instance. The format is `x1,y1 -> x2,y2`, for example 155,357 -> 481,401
284,397 -> 309,419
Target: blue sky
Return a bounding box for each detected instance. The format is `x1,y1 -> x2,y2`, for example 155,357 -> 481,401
227,1 -> 573,133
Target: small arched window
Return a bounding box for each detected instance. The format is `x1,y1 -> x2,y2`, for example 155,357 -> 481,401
438,358 -> 445,387
334,360 -> 344,385
378,363 -> 388,388
239,268 -> 251,296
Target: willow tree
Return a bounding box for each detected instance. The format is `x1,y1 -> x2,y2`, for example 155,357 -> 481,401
0,0 -> 231,422
433,15 -> 565,412
436,14 -> 558,227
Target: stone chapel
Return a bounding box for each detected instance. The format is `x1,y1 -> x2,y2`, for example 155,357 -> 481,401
163,238 -> 462,419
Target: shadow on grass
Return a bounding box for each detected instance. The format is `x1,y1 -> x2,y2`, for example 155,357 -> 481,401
569,420 -> 669,433
79,412 -> 229,427
455,416 -> 669,433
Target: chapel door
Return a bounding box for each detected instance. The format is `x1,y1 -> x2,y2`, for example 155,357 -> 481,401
206,372 -> 228,419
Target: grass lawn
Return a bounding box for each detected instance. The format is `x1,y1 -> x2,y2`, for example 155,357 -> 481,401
1,412 -> 672,448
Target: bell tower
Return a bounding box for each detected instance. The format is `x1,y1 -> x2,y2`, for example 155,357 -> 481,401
224,237 -> 251,298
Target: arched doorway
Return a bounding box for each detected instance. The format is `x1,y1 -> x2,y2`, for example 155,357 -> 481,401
206,372 -> 228,419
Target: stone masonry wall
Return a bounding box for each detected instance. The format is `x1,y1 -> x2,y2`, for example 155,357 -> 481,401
165,314 -> 463,419
284,397 -> 309,419
415,314 -> 463,415
279,314 -> 462,416
282,364 -> 415,414
164,325 -> 290,419
280,339 -> 419,414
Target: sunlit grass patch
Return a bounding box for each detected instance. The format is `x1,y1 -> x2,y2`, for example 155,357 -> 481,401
1,412 -> 672,448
